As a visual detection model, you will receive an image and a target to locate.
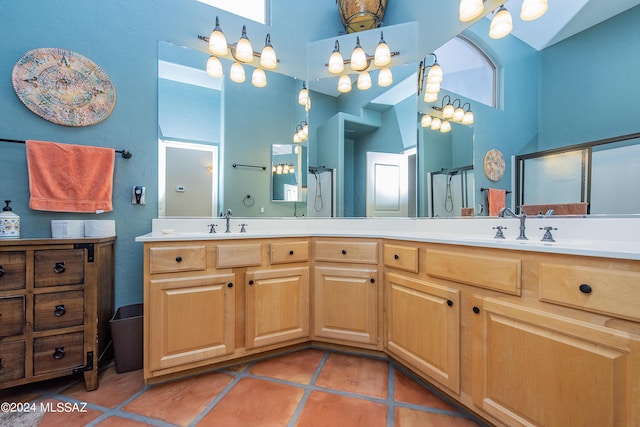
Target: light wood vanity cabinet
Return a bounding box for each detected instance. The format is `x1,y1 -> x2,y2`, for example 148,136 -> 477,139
0,238 -> 114,391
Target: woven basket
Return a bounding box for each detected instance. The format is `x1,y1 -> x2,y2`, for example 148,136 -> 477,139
337,0 -> 387,33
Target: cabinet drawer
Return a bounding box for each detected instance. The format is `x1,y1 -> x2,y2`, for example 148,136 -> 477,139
271,241 -> 309,264
314,240 -> 378,264
217,243 -> 262,268
149,246 -> 206,274
384,244 -> 419,273
33,332 -> 84,376
0,297 -> 25,337
35,249 -> 84,288
0,341 -> 25,383
426,249 -> 521,295
0,252 -> 26,291
539,262 -> 640,322
34,291 -> 84,332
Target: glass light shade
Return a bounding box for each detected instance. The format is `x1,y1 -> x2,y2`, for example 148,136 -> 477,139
440,120 -> 452,133
297,128 -> 305,141
427,63 -> 443,84
298,85 -> 309,106
350,37 -> 368,72
421,115 -> 432,128
230,62 -> 246,83
305,97 -> 312,111
235,26 -> 254,63
521,0 -> 548,21
303,123 -> 309,137
423,92 -> 438,103
251,68 -> 267,87
276,164 -> 283,174
425,82 -> 440,94
206,56 -> 223,78
357,71 -> 372,90
260,44 -> 277,70
338,74 -> 352,93
293,132 -> 301,143
443,103 -> 455,119
462,110 -> 474,124
374,34 -> 391,67
453,107 -> 465,122
459,0 -> 484,22
273,164 -> 277,172
489,6 -> 513,39
430,117 -> 442,131
378,67 -> 393,87
328,41 -> 345,74
208,18 -> 228,56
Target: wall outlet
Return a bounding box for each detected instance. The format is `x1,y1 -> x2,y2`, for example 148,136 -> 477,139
132,186 -> 145,205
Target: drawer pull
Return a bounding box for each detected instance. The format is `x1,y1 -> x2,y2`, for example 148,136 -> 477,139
341,249 -> 347,255
53,347 -> 65,360
473,306 -> 480,314
54,304 -> 66,317
175,256 -> 183,262
369,278 -> 375,283
248,280 -> 254,285
394,254 -> 399,260
579,284 -> 592,294
53,262 -> 66,274
289,250 -> 294,255
447,300 -> 453,307
227,282 -> 233,288
0,265 -> 4,277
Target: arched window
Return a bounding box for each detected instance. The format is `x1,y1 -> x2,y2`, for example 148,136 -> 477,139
197,0 -> 269,24
434,36 -> 496,107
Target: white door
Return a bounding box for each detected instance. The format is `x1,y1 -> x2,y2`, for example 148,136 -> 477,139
366,152 -> 408,217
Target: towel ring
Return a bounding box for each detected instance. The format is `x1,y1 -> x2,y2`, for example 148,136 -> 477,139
243,194 -> 255,207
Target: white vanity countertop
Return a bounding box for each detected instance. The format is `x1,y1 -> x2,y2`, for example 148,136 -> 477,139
135,217 -> 640,261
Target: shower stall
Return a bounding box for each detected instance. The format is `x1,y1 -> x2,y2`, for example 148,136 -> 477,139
428,166 -> 474,217
307,166 -> 335,217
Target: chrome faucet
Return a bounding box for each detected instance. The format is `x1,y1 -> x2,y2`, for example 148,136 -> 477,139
221,209 -> 232,233
498,207 -> 528,240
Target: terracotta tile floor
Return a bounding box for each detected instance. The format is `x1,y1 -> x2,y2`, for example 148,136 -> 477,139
1,348 -> 486,426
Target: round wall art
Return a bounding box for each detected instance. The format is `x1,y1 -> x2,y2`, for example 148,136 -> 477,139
12,48 -> 116,127
483,148 -> 506,182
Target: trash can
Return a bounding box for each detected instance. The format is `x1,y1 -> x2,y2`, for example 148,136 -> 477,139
109,303 -> 143,373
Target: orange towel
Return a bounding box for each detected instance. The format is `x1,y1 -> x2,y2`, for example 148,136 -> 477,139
488,188 -> 506,216
26,140 -> 115,213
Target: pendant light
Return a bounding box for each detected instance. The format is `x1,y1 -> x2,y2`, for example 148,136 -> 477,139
260,34 -> 278,70
421,114 -> 432,128
378,67 -> 393,87
251,68 -> 267,87
208,17 -> 228,56
374,32 -> 391,67
298,82 -> 309,106
459,0 -> 484,22
350,37 -> 368,72
357,71 -> 372,90
489,6 -> 513,39
206,56 -> 223,78
328,41 -> 345,74
521,0 -> 548,21
430,117 -> 442,131
338,74 -> 352,93
235,25 -> 254,63
230,62 -> 246,83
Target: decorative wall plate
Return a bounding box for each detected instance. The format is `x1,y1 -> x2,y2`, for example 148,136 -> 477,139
12,48 -> 116,127
483,148 -> 506,181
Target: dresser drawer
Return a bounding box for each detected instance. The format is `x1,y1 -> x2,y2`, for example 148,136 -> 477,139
426,249 -> 521,295
149,246 -> 206,274
539,262 -> 640,322
33,332 -> 84,375
0,341 -> 25,383
217,243 -> 262,268
35,249 -> 84,288
314,240 -> 378,264
0,297 -> 25,337
384,244 -> 419,273
0,252 -> 26,291
34,291 -> 84,332
271,241 -> 309,264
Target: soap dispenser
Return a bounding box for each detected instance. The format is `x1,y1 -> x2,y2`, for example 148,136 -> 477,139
0,200 -> 20,239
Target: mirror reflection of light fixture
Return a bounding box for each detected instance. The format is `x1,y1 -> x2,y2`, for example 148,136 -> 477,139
206,56 -> 223,78
440,120 -> 452,133
251,67 -> 267,87
430,96 -> 475,126
441,95 -> 455,119
230,62 -> 246,83
489,5 -> 513,39
378,67 -> 393,87
430,117 -> 442,131
298,82 -> 309,106
452,100 -> 465,122
521,0 -> 548,21
421,114 -> 432,128
423,92 -> 438,103
338,74 -> 352,93
418,54 -> 444,102
357,71 -> 372,90
459,0 -> 484,22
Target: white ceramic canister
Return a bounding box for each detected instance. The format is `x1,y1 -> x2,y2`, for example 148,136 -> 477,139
0,200 -> 20,239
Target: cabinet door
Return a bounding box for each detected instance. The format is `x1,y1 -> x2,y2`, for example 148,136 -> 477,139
471,296 -> 640,427
313,266 -> 378,346
246,267 -> 309,349
148,273 -> 235,372
385,273 -> 460,394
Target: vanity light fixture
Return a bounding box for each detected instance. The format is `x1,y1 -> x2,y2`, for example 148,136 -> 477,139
462,103 -> 475,125
430,117 -> 442,131
357,71 -> 372,90
298,82 -> 309,106
378,67 -> 393,87
292,121 -> 309,143
328,41 -> 345,74
521,0 -> 548,21
489,5 -> 513,39
427,97 -> 475,128
199,16 -> 278,87
374,32 -> 392,67
452,99 -> 465,122
459,0 -> 485,22
440,120 -> 452,133
421,114 -> 432,128
418,54 -> 444,102
338,74 -> 352,93
441,96 -> 455,119
350,37 -> 368,71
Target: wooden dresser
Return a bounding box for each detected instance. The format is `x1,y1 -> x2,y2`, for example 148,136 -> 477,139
0,238 -> 115,391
